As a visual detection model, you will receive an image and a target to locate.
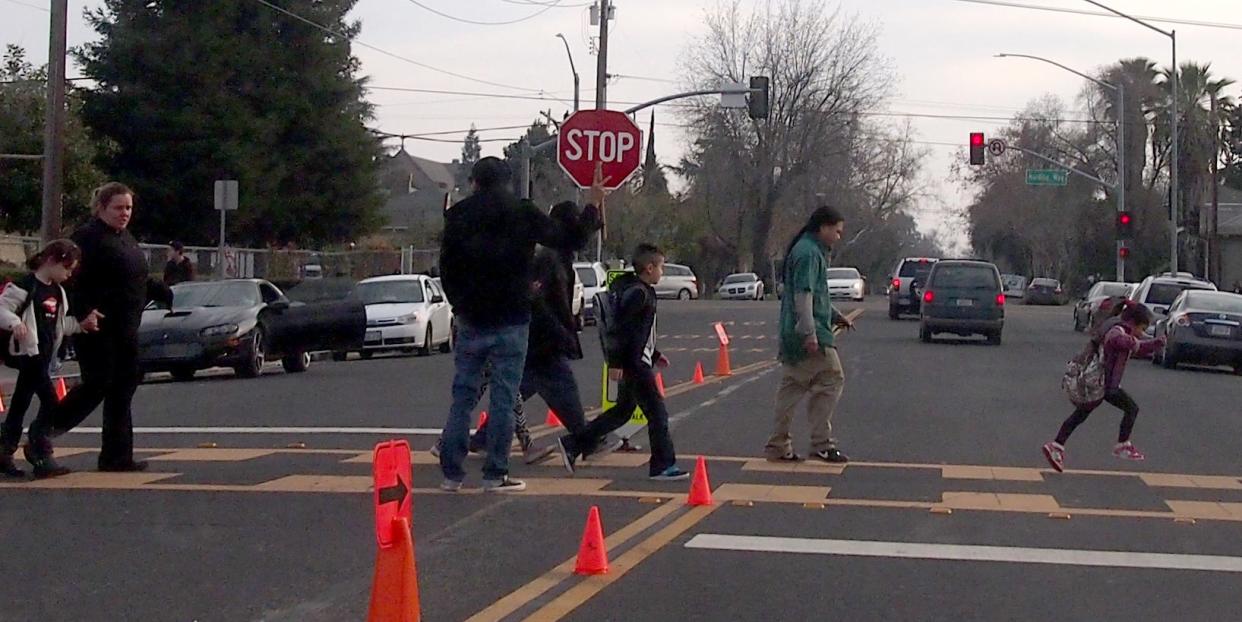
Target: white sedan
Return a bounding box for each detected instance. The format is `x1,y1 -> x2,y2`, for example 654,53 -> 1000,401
337,275 -> 453,359
826,267 -> 866,301
717,273 -> 765,300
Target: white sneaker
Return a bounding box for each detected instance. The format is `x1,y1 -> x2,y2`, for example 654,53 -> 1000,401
439,478 -> 462,492
482,476 -> 526,493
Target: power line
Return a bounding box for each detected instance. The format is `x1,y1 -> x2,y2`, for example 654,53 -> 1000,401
403,0 -> 564,26
252,0 -> 545,93
368,84 -> 571,105
951,0 -> 1242,31
500,0 -> 593,7
2,0 -> 48,12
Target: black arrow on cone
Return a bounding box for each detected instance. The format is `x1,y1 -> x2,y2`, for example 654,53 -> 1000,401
378,475 -> 409,505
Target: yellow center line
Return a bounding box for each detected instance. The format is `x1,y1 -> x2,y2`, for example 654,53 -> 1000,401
465,500 -> 683,622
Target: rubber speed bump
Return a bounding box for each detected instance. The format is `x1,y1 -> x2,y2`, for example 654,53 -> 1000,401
197,442 -> 218,449
929,506 -> 953,515
1048,512 -> 1072,520
287,442 -> 307,449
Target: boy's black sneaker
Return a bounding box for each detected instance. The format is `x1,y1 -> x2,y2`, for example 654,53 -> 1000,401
555,436 -> 577,475
30,456 -> 71,479
98,459 -> 149,473
811,448 -> 849,464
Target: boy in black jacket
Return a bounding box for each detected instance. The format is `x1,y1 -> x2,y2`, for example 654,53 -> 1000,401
555,243 -> 687,480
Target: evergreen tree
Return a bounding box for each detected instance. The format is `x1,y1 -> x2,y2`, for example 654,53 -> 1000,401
457,125 -> 481,188
77,0 -> 383,247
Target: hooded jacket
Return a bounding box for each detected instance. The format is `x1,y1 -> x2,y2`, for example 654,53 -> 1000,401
605,272 -> 660,371
1098,321 -> 1161,393
0,276 -> 83,359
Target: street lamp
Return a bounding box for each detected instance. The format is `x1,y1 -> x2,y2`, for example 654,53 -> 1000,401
555,33 -> 580,113
996,53 -> 1126,280
1080,0 -> 1178,274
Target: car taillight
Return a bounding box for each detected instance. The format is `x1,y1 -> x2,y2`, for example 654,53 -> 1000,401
1173,314 -> 1190,327
996,293 -> 1006,306
923,290 -> 934,303
891,278 -> 901,289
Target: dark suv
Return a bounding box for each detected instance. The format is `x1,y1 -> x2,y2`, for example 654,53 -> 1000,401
888,257 -> 939,319
919,260 -> 1005,345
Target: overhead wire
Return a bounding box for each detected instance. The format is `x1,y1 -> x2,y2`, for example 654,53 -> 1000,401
2,0 -> 48,12
403,0 -> 563,26
950,0 -> 1242,31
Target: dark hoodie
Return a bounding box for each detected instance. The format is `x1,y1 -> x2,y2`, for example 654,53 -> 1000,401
440,191 -> 599,328
604,272 -> 660,371
527,247 -> 582,363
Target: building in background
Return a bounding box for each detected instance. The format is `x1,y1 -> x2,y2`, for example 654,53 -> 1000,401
377,149 -> 461,246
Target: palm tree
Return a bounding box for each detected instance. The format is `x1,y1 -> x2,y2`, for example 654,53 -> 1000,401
1100,58 -> 1161,194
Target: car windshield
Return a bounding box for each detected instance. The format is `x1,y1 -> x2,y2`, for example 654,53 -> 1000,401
723,274 -> 756,284
576,267 -> 598,287
826,269 -> 860,280
171,282 -> 261,308
1185,293 -> 1242,313
357,281 -> 424,305
899,260 -> 934,278
1147,283 -> 1211,306
932,266 -> 998,289
1031,279 -> 1059,288
1094,283 -> 1130,298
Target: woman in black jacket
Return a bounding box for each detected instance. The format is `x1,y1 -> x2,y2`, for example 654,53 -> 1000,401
51,182 -> 172,471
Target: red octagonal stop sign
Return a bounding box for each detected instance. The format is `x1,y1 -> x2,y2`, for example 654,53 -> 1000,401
557,110 -> 643,190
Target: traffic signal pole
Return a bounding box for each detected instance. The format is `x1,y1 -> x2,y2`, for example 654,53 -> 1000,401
1117,82 -> 1126,282
593,0 -> 611,262
40,0 -> 69,244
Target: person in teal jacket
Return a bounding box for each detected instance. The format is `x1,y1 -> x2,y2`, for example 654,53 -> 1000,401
767,206 -> 854,463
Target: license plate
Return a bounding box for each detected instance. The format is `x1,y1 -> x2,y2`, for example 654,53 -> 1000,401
956,299 -> 974,307
1210,325 -> 1232,337
366,330 -> 383,342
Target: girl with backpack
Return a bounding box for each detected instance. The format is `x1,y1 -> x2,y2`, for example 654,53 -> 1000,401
0,240 -> 102,478
1043,302 -> 1163,472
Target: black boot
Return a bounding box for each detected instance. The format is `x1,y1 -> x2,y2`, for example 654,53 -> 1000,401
23,442 -> 70,479
0,449 -> 25,478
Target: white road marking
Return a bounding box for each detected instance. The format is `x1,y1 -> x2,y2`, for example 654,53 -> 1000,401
685,535 -> 1242,574
68,426 -> 445,436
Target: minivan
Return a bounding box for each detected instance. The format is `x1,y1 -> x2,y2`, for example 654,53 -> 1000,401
919,260 -> 1005,345
888,257 -> 938,319
655,263 -> 700,300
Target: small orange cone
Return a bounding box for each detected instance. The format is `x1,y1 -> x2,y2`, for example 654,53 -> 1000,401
367,517 -> 421,622
0,386 -> 5,413
546,410 -> 562,427
715,344 -> 732,376
688,456 -> 713,506
476,411 -> 488,429
574,506 -> 609,575
692,362 -> 705,384
655,372 -> 666,397
54,377 -> 67,401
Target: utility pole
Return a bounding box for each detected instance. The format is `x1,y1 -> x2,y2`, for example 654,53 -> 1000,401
593,0 -> 612,262
40,0 -> 69,245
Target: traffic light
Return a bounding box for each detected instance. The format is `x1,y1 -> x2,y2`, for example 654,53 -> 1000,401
1118,245 -> 1131,260
748,76 -> 770,120
1116,211 -> 1133,239
969,132 -> 985,165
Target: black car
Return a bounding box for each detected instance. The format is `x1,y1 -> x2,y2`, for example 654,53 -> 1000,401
1024,278 -> 1068,305
919,260 -> 1005,345
1152,290 -> 1242,373
139,279 -> 365,381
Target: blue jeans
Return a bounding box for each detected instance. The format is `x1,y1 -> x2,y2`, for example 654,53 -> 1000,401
440,321 -> 530,482
472,355 -> 588,446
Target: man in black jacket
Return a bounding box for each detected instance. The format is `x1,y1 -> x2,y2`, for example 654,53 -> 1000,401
163,240 -> 195,286
438,158 -> 601,492
51,182 -> 172,472
555,243 -> 686,480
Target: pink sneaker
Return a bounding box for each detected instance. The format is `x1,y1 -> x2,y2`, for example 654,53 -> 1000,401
1042,442 -> 1065,472
1113,442 -> 1146,461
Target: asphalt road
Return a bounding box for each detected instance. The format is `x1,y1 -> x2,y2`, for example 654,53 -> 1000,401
2,297 -> 1240,621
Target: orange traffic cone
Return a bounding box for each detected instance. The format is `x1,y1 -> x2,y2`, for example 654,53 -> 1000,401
655,372 -> 666,397
688,456 -> 713,506
0,386 -> 6,413
476,411 -> 488,430
715,343 -> 732,377
546,410 -> 562,427
54,377 -> 67,401
367,517 -> 421,622
692,362 -> 705,384
574,506 -> 609,575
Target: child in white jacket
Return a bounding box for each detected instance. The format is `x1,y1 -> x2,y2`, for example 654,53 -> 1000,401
0,240 -> 101,478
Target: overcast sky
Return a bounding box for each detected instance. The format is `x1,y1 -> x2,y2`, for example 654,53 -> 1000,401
4,0 -> 1240,250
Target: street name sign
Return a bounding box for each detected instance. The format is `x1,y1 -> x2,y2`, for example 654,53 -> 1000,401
1026,169 -> 1068,186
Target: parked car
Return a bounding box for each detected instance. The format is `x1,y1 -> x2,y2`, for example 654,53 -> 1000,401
919,260 -> 1005,345
888,257 -> 939,319
575,262 -> 608,325
826,267 -> 866,302
1128,272 -> 1218,332
341,274 -> 453,360
1072,281 -> 1133,332
655,263 -> 700,300
1152,290 -> 1242,373
1001,274 -> 1028,300
139,279 -> 364,380
717,272 -> 765,300
1024,278 -> 1069,305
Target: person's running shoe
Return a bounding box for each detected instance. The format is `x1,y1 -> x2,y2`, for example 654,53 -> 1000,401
581,435 -> 625,462
29,455 -> 71,479
439,479 -> 462,492
811,448 -> 849,464
0,453 -> 25,478
555,436 -> 577,475
1113,441 -> 1146,461
430,439 -> 442,458
524,444 -> 556,465
766,450 -> 803,463
649,466 -> 690,481
1042,441 -> 1066,472
482,476 -> 526,492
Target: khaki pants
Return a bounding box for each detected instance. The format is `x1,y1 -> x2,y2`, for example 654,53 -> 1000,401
766,348 -> 845,456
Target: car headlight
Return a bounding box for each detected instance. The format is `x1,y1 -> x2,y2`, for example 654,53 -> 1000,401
200,323 -> 240,337
852,282 -> 863,290
397,312 -> 421,324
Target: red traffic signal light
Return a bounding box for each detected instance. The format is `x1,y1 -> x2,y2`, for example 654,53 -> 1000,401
969,132 -> 985,165
1116,211 -> 1134,239
1118,246 -> 1130,259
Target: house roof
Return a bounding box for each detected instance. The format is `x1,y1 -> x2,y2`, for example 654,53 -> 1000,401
386,149 -> 459,192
